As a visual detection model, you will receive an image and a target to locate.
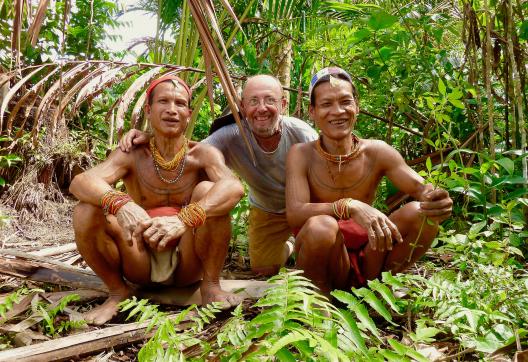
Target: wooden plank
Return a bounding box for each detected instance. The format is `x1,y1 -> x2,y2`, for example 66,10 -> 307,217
0,313 -> 193,362
0,250 -> 107,292
31,243 -> 78,257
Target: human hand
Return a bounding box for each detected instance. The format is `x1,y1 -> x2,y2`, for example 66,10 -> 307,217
133,216 -> 188,252
115,202 -> 151,250
118,129 -> 150,152
419,187 -> 452,223
347,200 -> 403,252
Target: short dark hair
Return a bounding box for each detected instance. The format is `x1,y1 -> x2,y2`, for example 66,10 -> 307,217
309,74 -> 359,106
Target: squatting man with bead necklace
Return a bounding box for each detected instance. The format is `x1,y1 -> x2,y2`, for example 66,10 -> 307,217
285,67 -> 453,295
69,75 -> 245,325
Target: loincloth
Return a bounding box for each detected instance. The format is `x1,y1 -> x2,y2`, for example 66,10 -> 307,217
337,219 -> 369,287
294,218 -> 369,288
146,206 -> 181,284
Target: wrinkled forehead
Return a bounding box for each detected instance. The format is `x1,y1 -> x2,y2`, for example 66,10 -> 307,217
151,80 -> 190,101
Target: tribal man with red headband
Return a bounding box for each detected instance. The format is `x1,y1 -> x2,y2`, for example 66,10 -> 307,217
70,75 -> 245,325
286,67 -> 453,295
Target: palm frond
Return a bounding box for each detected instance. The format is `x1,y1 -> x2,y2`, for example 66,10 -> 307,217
0,64 -> 51,130
187,0 -> 256,165
12,0 -> 24,68
27,0 -> 50,46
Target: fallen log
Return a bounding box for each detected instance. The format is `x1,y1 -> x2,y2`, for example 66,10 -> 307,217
0,250 -> 107,292
0,249 -> 270,305
0,313 -> 193,362
31,243 -> 77,257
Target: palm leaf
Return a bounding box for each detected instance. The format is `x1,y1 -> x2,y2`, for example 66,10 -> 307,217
12,0 -> 24,68
27,0 -> 50,46
7,66 -> 60,136
50,64 -> 108,136
73,64 -> 127,113
30,62 -> 90,142
0,64 -> 51,130
115,66 -> 163,135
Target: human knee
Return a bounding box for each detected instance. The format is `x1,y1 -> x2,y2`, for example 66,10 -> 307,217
301,215 -> 339,248
73,202 -> 104,233
191,181 -> 214,202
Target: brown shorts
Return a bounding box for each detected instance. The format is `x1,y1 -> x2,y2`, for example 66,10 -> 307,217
248,207 -> 292,270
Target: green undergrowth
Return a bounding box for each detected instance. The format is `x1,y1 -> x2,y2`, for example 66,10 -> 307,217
120,210 -> 527,361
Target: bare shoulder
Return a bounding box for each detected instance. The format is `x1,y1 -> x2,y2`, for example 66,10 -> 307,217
188,141 -> 226,165
287,141 -> 315,170
290,140 -> 315,155
362,139 -> 403,160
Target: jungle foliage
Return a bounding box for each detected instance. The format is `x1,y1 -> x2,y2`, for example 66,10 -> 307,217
0,0 -> 527,360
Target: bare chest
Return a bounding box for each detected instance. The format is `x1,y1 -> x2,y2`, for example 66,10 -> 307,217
307,151 -> 382,204
123,150 -> 200,209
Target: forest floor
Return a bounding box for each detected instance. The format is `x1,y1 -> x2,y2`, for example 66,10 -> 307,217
0,198 -> 523,361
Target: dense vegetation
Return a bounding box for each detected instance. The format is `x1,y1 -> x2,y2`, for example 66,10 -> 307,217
0,0 -> 527,360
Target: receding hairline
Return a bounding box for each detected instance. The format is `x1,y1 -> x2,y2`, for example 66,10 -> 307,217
241,74 -> 283,99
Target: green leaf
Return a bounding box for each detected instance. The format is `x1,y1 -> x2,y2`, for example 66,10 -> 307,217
448,98 -> 465,109
388,339 -> 429,362
339,309 -> 368,354
379,46 -> 393,61
438,78 -> 446,96
268,330 -> 307,356
351,301 -> 381,340
496,157 -> 515,175
426,157 -> 432,172
367,279 -> 402,313
368,11 -> 398,30
353,288 -> 396,325
520,20 -> 528,40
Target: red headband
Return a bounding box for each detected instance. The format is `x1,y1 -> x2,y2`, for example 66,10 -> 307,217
146,74 -> 192,101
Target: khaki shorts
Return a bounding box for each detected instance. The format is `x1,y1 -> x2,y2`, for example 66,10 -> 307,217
248,206 -> 292,270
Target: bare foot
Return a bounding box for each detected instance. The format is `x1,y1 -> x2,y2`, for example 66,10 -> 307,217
84,290 -> 132,325
200,280 -> 244,310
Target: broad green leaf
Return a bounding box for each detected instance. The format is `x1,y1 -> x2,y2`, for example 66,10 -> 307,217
468,220 -> 486,236
496,157 -> 515,175
368,11 -> 397,30
448,98 -> 465,108
520,20 -> 528,40
275,347 -> 297,362
426,157 -> 432,172
438,78 -> 446,96
379,46 -> 393,61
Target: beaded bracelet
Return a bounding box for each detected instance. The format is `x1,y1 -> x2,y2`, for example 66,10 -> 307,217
177,203 -> 206,228
332,198 -> 354,219
100,190 -> 133,215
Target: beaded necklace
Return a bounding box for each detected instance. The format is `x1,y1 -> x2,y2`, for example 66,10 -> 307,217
149,137 -> 188,171
315,133 -> 361,172
150,137 -> 188,184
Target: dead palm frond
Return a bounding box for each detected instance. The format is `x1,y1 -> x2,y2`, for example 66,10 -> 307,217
27,0 -> 51,46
